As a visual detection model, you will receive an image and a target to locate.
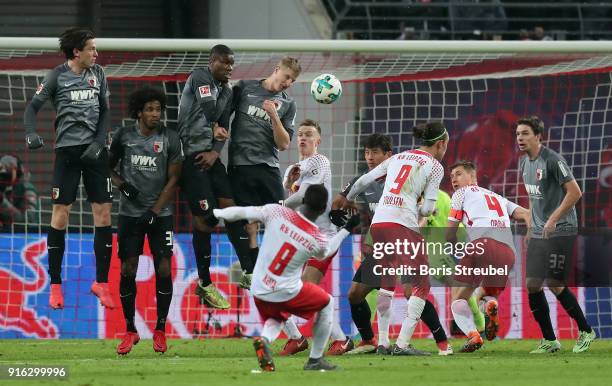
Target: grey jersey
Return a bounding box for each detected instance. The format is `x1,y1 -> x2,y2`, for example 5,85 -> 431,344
110,125 -> 183,217
519,146 -> 578,238
177,68 -> 232,156
340,172 -> 384,227
229,80 -> 297,168
29,63 -> 109,148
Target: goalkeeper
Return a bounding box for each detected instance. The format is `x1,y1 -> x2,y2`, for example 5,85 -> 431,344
419,190 -> 486,335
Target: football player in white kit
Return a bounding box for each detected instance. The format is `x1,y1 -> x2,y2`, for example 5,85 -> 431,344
279,119 -> 354,355
343,121 -> 448,356
446,160 -> 529,352
207,184 -> 359,371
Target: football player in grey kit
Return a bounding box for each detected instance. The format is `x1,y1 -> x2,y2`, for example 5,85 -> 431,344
109,86 -> 183,355
177,44 -> 252,310
516,116 -> 595,354
23,27 -> 114,310
229,57 -> 301,272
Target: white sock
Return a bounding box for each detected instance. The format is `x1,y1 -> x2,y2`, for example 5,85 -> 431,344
376,289 -> 394,348
311,296 -> 333,359
261,318 -> 285,344
330,319 -> 346,341
282,317 -> 302,339
395,296 -> 425,349
451,299 -> 477,335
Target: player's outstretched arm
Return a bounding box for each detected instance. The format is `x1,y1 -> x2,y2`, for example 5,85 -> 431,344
262,99 -> 293,151
213,206 -> 266,223
510,206 -> 530,223
345,158 -> 390,203
315,214 -> 360,259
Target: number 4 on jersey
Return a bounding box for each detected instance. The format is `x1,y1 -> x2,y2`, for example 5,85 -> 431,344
485,194 -> 503,217
268,242 -> 297,275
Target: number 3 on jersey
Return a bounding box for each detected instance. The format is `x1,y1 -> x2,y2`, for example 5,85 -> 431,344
389,164 -> 413,194
268,242 -> 297,275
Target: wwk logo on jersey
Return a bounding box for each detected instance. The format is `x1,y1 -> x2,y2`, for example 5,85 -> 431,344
70,89 -> 96,101
525,183 -> 542,196
246,105 -> 271,122
198,85 -> 211,98
131,154 -> 157,171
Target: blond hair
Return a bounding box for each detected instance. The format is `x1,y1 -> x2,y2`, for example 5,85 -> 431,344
278,56 -> 302,78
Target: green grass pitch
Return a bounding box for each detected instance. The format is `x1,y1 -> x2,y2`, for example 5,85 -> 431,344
0,338 -> 610,386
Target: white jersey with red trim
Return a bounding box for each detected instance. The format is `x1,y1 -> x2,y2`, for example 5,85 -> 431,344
448,185 -> 519,249
282,153 -> 336,237
251,204 -> 331,302
366,149 -> 444,230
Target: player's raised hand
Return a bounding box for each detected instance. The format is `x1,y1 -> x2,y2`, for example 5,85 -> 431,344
25,133 -> 44,150
213,123 -> 229,141
119,182 -> 140,201
262,100 -> 279,118
194,151 -> 219,171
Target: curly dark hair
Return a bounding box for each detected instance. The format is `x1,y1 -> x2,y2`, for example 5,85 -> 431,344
127,87 -> 167,120
59,27 -> 95,59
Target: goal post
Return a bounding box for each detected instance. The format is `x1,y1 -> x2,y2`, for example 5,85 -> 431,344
0,38 -> 609,340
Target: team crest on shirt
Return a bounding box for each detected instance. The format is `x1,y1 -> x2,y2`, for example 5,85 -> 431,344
153,141 -> 164,153
198,85 -> 211,98
51,188 -> 60,200
536,168 -> 544,180
199,199 -> 209,211
35,83 -> 44,95
273,100 -> 283,110
88,75 -> 98,87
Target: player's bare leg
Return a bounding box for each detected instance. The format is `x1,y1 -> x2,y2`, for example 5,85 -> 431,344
90,202 -> 115,309
47,204 -> 71,309
193,216 -> 230,309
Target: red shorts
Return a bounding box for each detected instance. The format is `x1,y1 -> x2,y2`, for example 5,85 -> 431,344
305,250 -> 338,275
453,238 -> 515,291
254,282 -> 331,322
370,222 -> 430,298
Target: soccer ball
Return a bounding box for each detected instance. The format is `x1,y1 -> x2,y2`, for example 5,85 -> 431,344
310,74 -> 342,104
